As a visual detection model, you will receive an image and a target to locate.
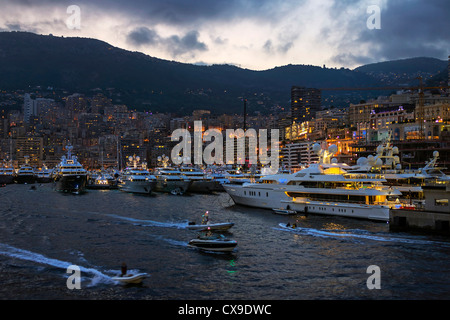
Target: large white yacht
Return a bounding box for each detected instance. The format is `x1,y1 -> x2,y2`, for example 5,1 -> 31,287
346,137 -> 450,206
36,163 -> 53,183
53,145 -> 88,194
224,144 -> 402,222
153,166 -> 192,195
15,156 -> 35,184
118,156 -> 156,194
179,166 -> 221,193
0,161 -> 15,184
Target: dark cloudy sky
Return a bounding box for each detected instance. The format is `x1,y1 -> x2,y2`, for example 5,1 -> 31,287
0,0 -> 448,70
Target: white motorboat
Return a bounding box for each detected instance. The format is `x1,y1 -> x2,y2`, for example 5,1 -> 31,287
272,208 -> 297,215
186,211 -> 234,231
187,221 -> 235,231
111,273 -> 148,284
188,234 -> 237,252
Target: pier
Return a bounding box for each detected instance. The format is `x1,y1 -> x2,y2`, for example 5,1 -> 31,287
390,183 -> 450,235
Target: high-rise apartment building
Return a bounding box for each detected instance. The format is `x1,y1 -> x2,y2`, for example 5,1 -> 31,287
291,86 -> 321,122
23,93 -> 38,123
15,136 -> 43,167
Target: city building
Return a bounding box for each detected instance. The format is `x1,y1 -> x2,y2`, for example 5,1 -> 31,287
280,141 -> 320,170
23,93 -> 38,123
15,136 -> 43,167
291,86 -> 321,122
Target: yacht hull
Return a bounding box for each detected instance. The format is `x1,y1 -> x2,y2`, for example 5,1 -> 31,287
187,180 -> 220,193
55,175 -> 87,194
154,180 -> 192,194
283,200 -> 390,222
0,175 -> 14,184
36,176 -> 53,183
118,180 -> 156,194
15,175 -> 35,184
223,184 -> 290,210
224,183 -> 391,222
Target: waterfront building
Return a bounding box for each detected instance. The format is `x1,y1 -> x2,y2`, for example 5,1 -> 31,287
15,136 -> 43,167
280,141 -> 319,170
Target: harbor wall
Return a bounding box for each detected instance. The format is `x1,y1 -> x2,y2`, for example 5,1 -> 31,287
390,209 -> 450,235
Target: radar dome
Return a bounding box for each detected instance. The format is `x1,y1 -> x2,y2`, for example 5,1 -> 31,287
357,157 -> 368,166
328,144 -> 338,154
312,143 -> 321,153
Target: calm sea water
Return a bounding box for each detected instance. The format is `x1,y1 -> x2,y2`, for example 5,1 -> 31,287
0,183 -> 450,300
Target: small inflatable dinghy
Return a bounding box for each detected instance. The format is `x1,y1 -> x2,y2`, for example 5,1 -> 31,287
111,273 -> 148,284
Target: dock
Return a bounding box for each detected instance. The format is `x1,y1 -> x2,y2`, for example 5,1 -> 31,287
390,183 -> 450,235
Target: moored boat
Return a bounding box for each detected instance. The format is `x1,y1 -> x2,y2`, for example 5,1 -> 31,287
0,163 -> 15,185
153,167 -> 192,195
15,156 -> 35,184
118,156 -> 156,194
53,144 -> 88,194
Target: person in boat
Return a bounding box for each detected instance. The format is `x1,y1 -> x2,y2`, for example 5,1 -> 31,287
286,222 -> 291,228
121,262 -> 127,277
202,211 -> 209,225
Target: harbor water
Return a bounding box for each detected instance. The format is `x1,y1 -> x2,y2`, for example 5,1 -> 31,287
1,183 -> 450,300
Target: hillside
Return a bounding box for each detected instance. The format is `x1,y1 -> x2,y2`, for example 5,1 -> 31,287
0,31 -> 446,114
354,57 -> 447,86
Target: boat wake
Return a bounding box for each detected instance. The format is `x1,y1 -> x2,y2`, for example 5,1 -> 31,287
275,223 -> 450,247
0,243 -> 116,286
84,211 -> 188,229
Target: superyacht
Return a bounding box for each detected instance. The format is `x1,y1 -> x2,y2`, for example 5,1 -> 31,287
15,156 -> 35,184
0,161 -> 15,184
53,145 -> 88,194
224,144 -> 401,221
118,156 -> 156,194
179,166 -> 220,193
36,164 -> 53,183
153,166 -> 192,195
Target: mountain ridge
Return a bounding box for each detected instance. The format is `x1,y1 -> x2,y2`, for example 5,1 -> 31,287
0,31 -> 447,115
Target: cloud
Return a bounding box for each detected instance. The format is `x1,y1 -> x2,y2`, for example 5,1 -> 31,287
0,0 -> 447,69
168,30 -> 208,56
327,0 -> 450,67
127,27 -> 207,58
127,27 -> 159,46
